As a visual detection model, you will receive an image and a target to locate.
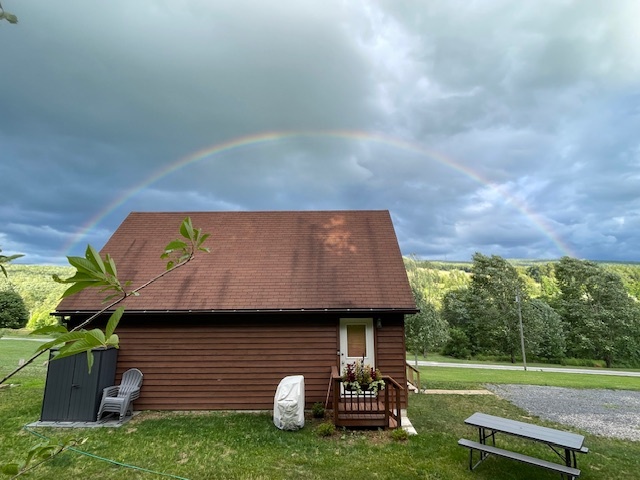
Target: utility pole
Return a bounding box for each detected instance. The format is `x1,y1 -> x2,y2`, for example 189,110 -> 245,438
516,289 -> 527,371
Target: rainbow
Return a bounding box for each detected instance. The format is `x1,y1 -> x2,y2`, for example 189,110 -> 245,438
61,129 -> 575,258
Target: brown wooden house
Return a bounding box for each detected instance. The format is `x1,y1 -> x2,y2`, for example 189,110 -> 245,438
55,210 -> 417,415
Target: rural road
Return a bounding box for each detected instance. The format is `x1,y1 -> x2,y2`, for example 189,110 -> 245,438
411,361 -> 640,377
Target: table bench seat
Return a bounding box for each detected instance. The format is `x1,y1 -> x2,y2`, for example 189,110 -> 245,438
458,439 -> 581,478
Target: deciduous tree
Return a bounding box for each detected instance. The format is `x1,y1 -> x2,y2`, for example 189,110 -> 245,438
554,257 -> 640,367
468,253 -> 526,362
405,260 -> 449,362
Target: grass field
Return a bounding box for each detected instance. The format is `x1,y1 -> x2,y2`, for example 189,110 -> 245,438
409,353 -> 640,371
418,366 -> 640,391
2,339 -> 639,479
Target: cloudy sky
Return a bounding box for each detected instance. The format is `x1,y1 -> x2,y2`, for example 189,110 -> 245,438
2,0 -> 639,265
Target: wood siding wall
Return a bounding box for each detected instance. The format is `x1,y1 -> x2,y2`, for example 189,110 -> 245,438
95,313 -> 407,411
375,316 -> 408,408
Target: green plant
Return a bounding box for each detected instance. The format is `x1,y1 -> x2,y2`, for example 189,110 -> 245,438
0,217 -> 210,385
2,348 -> 640,480
1,437 -> 86,477
341,359 -> 385,394
0,218 -> 211,478
442,327 -> 472,359
560,357 -> 607,368
0,290 -> 28,329
0,2 -> 18,24
312,402 -> 325,419
390,428 -> 409,442
315,421 -> 335,437
0,248 -> 23,277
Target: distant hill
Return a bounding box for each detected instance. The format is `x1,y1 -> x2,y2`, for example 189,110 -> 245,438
404,257 -> 640,301
0,265 -> 73,329
2,259 -> 640,329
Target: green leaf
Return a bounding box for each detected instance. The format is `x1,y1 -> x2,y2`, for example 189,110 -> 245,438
30,325 -> 69,336
54,273 -> 83,284
86,328 -> 106,344
164,240 -> 188,252
67,255 -> 102,275
55,336 -> 102,360
0,253 -> 23,262
197,232 -> 211,248
3,12 -> 18,24
59,271 -> 103,283
106,333 -> 119,347
24,441 -> 48,468
105,254 -> 118,278
87,350 -> 94,374
86,245 -> 107,274
180,217 -> 195,240
36,445 -> 59,460
105,307 -> 124,338
60,281 -> 100,299
35,331 -> 88,353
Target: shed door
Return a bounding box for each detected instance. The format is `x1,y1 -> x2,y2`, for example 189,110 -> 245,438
339,318 -> 374,373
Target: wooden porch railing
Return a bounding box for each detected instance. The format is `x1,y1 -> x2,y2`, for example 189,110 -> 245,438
331,366 -> 403,429
406,362 -> 421,391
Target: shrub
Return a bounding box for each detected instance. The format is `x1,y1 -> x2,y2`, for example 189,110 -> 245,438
442,327 -> 471,359
315,421 -> 335,437
390,428 -> 409,442
0,290 -> 29,329
560,358 -> 606,368
312,402 -> 325,419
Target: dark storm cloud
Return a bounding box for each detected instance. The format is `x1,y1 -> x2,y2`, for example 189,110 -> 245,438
1,0 -> 639,264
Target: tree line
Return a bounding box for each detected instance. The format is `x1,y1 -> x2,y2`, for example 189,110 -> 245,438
0,265 -> 73,330
2,255 -> 640,368
405,254 -> 640,368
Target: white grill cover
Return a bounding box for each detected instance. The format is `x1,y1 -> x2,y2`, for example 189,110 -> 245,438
273,375 -> 305,431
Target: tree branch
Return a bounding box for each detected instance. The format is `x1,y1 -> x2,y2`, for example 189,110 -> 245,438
0,255 -> 194,385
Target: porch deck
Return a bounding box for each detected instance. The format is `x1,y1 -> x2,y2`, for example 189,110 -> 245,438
331,366 -> 403,429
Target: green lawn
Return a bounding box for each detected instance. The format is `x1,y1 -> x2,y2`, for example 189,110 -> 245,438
409,353 -> 640,371
419,366 -> 640,391
2,339 -> 639,479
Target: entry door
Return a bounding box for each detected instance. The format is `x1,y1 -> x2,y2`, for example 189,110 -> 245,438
339,318 -> 375,373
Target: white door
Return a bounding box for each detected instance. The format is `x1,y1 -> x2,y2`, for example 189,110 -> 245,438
339,318 -> 375,373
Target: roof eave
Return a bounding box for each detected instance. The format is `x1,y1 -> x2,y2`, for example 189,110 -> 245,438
54,307 -> 419,316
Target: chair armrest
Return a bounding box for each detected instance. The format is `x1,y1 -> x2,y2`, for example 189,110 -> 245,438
101,386 -> 120,399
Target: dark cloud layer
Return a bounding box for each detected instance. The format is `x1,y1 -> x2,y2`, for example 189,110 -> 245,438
1,0 -> 639,264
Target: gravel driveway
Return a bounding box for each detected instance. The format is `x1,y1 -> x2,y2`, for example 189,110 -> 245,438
485,384 -> 640,441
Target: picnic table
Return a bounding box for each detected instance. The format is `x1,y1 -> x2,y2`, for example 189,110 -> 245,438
459,412 -> 588,479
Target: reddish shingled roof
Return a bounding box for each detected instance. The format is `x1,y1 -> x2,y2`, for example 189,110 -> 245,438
56,210 -> 417,313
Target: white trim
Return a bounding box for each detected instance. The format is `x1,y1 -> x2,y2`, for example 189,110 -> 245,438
339,317 -> 375,371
